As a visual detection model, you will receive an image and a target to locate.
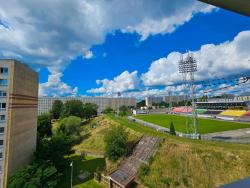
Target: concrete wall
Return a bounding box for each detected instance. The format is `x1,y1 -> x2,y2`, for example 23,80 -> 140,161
2,60 -> 38,188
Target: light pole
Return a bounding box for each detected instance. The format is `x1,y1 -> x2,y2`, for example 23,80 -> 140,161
70,161 -> 73,188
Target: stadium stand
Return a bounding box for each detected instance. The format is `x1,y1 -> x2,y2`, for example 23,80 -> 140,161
219,110 -> 247,117
172,106 -> 192,113
203,110 -> 223,115
238,111 -> 250,122
196,109 -> 207,114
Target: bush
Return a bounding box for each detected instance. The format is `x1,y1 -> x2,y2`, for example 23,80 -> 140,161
82,103 -> 98,119
51,100 -> 64,119
35,134 -> 72,169
119,105 -> 131,116
37,113 -> 52,138
63,100 -> 84,118
104,126 -> 128,161
139,164 -> 150,178
8,161 -> 61,188
103,107 -> 115,114
58,116 -> 82,137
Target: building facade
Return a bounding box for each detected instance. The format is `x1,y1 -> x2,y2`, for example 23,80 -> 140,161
145,97 -> 164,107
163,95 -> 186,103
0,59 -> 38,187
38,97 -> 136,115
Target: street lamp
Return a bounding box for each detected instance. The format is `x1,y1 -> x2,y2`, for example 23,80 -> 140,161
70,161 -> 73,188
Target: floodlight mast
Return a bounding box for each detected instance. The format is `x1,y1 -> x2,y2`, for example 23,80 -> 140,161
178,52 -> 198,136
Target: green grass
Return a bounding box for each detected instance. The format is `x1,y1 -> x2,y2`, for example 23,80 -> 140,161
108,114 -> 250,151
56,154 -> 106,188
135,114 -> 250,134
107,114 -> 167,137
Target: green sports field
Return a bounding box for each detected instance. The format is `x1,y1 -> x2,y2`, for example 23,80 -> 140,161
135,114 -> 250,134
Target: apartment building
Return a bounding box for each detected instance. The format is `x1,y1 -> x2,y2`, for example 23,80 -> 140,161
0,59 -> 38,187
38,96 -> 136,115
145,97 -> 164,107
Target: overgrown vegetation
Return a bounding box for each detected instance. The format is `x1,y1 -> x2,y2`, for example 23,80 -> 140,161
104,125 -> 128,161
102,107 -> 115,114
8,100 -> 99,188
140,139 -> 250,188
119,105 -> 131,116
8,161 -> 61,188
51,100 -> 64,119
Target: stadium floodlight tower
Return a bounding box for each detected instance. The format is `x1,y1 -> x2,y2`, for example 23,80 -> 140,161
178,52 -> 199,138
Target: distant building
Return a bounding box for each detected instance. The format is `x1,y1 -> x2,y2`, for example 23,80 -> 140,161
163,95 -> 185,103
196,95 -> 250,110
145,96 -> 163,107
0,59 -> 38,187
38,97 -> 136,115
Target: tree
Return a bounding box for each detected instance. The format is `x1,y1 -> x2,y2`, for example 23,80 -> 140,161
119,105 -> 131,116
37,113 -> 52,138
63,100 -> 84,118
102,107 -> 115,114
56,116 -> 82,137
8,161 -> 61,188
169,121 -> 176,136
136,100 -> 146,108
35,134 -> 72,169
51,100 -> 64,119
104,126 -> 128,161
82,103 -> 98,119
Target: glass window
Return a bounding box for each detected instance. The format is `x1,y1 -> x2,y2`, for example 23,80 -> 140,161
0,91 -> 7,97
0,152 -> 2,159
0,115 -> 5,121
0,103 -> 6,109
0,67 -> 8,75
0,140 -> 3,145
0,79 -> 7,86
0,127 -> 4,133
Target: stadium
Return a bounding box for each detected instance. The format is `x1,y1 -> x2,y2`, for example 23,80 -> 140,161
133,73 -> 250,142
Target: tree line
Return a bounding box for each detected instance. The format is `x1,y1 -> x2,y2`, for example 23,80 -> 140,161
8,99 -> 98,188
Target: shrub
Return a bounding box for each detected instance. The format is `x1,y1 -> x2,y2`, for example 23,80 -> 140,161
169,121 -> 176,136
139,164 -> 150,178
104,126 -> 128,161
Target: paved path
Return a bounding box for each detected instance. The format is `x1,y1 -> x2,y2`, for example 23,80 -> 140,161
202,128 -> 250,144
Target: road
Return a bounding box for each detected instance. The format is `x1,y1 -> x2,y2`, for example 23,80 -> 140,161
202,128 -> 250,144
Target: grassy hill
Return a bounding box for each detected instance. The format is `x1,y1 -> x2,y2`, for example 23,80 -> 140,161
62,115 -> 250,188
135,114 -> 249,134
139,138 -> 250,188
107,115 -> 250,188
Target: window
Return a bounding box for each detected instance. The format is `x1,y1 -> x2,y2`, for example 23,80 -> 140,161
0,152 -> 2,159
0,115 -> 5,121
0,127 -> 4,133
0,103 -> 6,109
0,91 -> 6,97
0,140 -> 3,145
0,79 -> 7,86
0,67 -> 8,75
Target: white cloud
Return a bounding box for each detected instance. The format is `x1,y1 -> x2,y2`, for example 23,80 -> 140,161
87,71 -> 140,94
83,50 -> 94,59
0,0 -> 214,72
142,30 -> 250,86
39,72 -> 78,96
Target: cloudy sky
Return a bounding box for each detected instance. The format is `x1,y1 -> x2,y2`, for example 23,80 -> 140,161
0,0 -> 249,98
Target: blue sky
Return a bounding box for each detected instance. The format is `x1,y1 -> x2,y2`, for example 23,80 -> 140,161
59,9 -> 250,96
0,0 -> 250,98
